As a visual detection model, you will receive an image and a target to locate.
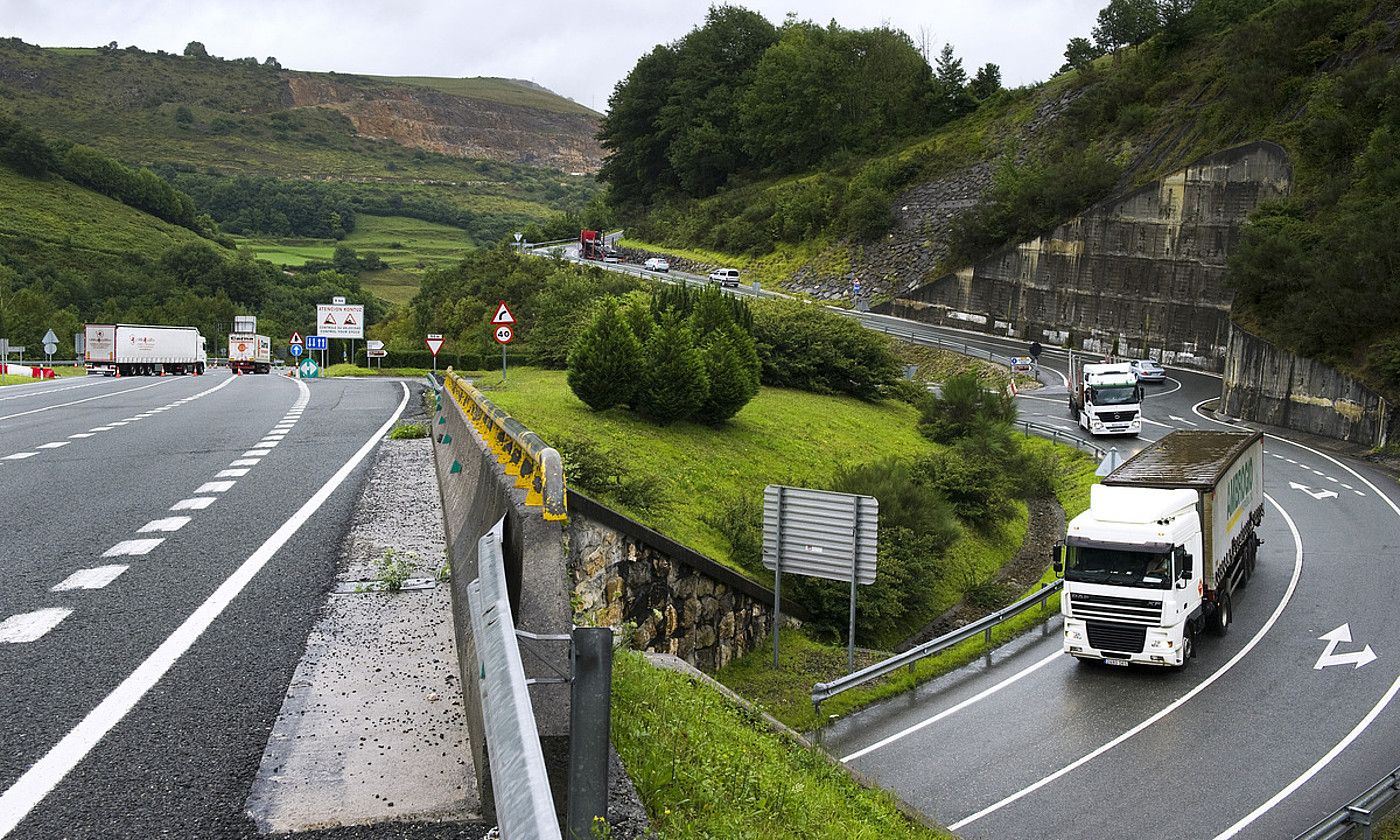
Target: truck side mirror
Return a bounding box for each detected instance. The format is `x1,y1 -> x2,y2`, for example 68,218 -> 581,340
1177,553 -> 1193,581
1052,543 -> 1064,576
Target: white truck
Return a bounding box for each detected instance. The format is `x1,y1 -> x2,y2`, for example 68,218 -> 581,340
1055,430 -> 1264,668
84,324 -> 207,377
228,333 -> 271,375
1069,353 -> 1142,436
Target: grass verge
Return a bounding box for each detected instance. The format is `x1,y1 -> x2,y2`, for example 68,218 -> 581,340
612,649 -> 950,839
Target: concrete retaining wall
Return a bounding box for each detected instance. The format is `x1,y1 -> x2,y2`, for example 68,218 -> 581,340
883,141 -> 1293,370
1221,326 -> 1393,447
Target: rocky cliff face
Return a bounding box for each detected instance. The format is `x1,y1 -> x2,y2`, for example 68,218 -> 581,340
285,74 -> 603,173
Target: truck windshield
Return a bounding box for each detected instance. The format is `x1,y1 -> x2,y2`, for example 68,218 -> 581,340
1066,546 -> 1172,589
1090,385 -> 1139,405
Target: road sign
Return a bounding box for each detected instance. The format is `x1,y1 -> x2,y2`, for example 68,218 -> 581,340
333,295 -> 346,305
298,357 -> 319,378
290,331 -> 304,345
317,304 -> 365,339
43,342 -> 57,356
42,329 -> 59,345
491,301 -> 516,325
305,335 -> 328,351
494,325 -> 514,345
367,349 -> 388,358
365,339 -> 384,351
425,336 -> 446,356
289,344 -> 304,357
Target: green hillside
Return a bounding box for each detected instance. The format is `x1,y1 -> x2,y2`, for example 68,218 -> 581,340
364,75 -> 598,116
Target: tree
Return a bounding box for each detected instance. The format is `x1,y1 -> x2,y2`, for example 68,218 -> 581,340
1,127 -> 56,177
933,44 -> 976,121
635,314 -> 708,424
696,325 -> 760,423
1060,36 -> 1106,72
917,371 -> 1017,443
1092,0 -> 1162,56
567,299 -> 643,411
183,41 -> 209,59
968,63 -> 1002,101
263,56 -> 282,69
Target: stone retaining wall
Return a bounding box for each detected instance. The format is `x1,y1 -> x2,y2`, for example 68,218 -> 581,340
1221,326 -> 1394,447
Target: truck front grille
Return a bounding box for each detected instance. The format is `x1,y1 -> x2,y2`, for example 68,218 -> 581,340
1069,593 -> 1162,625
1098,410 -> 1137,422
1087,621 -> 1147,654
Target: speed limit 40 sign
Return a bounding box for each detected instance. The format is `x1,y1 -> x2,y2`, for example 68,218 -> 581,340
494,324 -> 514,344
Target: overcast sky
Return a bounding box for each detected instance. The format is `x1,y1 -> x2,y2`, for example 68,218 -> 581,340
3,1 -> 1103,112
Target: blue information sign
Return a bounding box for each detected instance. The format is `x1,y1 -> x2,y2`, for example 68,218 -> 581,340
289,344 -> 303,357
306,335 -> 328,351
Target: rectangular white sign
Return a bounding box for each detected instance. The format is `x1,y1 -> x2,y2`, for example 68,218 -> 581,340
316,304 -> 365,339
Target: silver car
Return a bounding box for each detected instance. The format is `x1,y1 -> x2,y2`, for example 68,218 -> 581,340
1130,359 -> 1166,383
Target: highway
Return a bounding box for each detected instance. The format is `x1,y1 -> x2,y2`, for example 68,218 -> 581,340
555,247 -> 1400,839
0,370 -> 409,837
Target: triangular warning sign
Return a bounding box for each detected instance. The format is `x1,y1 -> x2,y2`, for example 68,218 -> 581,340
344,313 -> 357,325
290,331 -> 304,344
491,301 -> 516,325
323,313 -> 336,326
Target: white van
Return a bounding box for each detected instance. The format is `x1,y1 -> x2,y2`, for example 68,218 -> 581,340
708,268 -> 740,287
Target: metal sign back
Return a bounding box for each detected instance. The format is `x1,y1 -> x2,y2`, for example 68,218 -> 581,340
762,486 -> 878,584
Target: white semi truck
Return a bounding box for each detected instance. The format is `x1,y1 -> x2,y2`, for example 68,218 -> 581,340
228,333 -> 271,374
1069,353 -> 1143,436
84,324 -> 207,376
1055,430 -> 1264,668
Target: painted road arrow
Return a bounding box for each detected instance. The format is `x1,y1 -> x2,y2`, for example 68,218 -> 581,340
1314,623 -> 1377,670
1290,481 -> 1338,500
1168,415 -> 1199,426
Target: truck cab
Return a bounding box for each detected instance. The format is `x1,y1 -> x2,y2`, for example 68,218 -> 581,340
1071,360 -> 1142,436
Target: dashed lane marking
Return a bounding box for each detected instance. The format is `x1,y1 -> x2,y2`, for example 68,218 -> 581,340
67,433 -> 94,439
196,481 -> 236,493
216,468 -> 249,478
138,517 -> 192,533
102,538 -> 164,557
255,440 -> 280,448
229,459 -> 260,467
51,566 -> 129,592
170,497 -> 216,511
3,453 -> 37,461
0,609 -> 73,643
242,450 -> 271,457
89,427 -> 112,432
0,380 -> 169,423
36,442 -> 69,449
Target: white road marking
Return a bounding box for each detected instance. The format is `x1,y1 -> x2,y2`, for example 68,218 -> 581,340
196,480 -> 236,493
1342,483 -> 1354,490
138,516 -> 192,533
0,380 -> 103,402
229,458 -> 260,467
262,432 -> 287,439
0,609 -> 73,643
67,433 -> 94,439
1325,476 -> 1338,483
3,453 -> 37,460
0,380 -> 169,423
1141,418 -> 1172,428
1312,624 -> 1377,670
242,450 -> 270,457
52,565 -> 129,592
216,468 -> 249,478
255,441 -> 279,448
0,380 -> 404,836
170,497 -> 216,511
37,442 -> 69,449
109,422 -> 128,426
949,494 -> 1305,831
842,652 -> 1062,763
89,427 -> 112,432
103,538 -> 164,557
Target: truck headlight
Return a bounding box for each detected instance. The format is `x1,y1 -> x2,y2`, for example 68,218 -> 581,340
1066,629 -> 1083,641
1149,638 -> 1174,650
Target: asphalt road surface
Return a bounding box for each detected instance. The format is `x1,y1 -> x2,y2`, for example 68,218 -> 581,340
0,371 -> 409,838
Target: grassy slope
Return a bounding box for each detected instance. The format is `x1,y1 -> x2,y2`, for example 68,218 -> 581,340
612,650 -> 949,839
363,75 -> 598,117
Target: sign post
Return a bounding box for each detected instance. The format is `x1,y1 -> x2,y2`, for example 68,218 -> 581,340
490,302 -> 516,383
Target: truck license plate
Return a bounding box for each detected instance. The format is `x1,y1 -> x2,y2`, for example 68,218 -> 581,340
1103,658 -> 1129,667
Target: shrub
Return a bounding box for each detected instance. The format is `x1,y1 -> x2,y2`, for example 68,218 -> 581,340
635,314 -> 708,424
566,299 -> 643,411
918,372 -> 1017,443
696,325 -> 761,424
750,300 -> 899,399
700,490 -> 764,570
388,422 -> 427,439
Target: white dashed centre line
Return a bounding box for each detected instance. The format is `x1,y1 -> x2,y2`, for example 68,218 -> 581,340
51,566 -> 129,592
216,468 -> 249,478
242,450 -> 270,457
196,481 -> 236,493
0,609 -> 73,643
255,441 -> 280,448
36,442 -> 69,449
138,516 -> 192,533
229,459 -> 260,467
103,538 -> 164,557
170,497 -> 217,511
68,433 -> 94,439
3,453 -> 37,461
89,427 -> 112,432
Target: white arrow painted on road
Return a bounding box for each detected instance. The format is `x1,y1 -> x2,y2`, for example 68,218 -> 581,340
1168,415 -> 1198,426
1290,481 -> 1339,500
1314,624 -> 1377,670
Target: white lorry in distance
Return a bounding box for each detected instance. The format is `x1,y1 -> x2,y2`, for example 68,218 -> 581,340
228,333 -> 271,374
85,324 -> 207,377
1069,353 -> 1143,436
1055,430 -> 1265,668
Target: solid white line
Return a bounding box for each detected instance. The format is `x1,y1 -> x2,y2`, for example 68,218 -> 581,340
196,481 -> 236,493
0,380 -> 103,402
242,450 -> 270,457
170,497 -> 216,511
0,380 -> 169,422
52,565 -> 129,592
0,380 -> 404,836
37,442 -> 69,449
103,538 -> 164,557
215,468 -> 249,478
138,516 -> 192,533
0,608 -> 73,643
228,458 -> 261,467
3,453 -> 37,460
949,493 -> 1305,831
842,651 -> 1062,763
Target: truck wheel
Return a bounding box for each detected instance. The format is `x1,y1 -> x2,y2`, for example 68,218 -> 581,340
1180,625 -> 1196,668
1208,592 -> 1232,636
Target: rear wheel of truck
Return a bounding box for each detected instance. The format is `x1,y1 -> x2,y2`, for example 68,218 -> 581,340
1209,592 -> 1232,636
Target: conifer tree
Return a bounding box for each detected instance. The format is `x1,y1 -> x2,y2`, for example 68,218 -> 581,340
566,299 -> 642,411
636,314 -> 709,424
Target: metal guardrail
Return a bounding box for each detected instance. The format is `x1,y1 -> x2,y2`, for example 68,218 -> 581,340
466,522 -> 564,840
811,579 -> 1063,712
1017,420 -> 1107,459
1296,764 -> 1400,840
442,370 -> 567,520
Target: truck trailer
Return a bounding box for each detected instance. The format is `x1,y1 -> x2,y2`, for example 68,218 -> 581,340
228,333 -> 271,374
85,324 -> 207,377
1056,430 -> 1265,667
1069,352 -> 1143,436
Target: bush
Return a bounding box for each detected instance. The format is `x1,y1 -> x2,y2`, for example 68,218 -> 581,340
751,300 -> 900,399
696,325 -> 761,424
554,435 -> 665,513
355,348 -> 485,370
914,441 -> 1018,524
700,490 -> 764,570
567,298 -> 643,411
388,422 -> 427,439
635,314 -> 708,424
918,372 -> 1017,443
